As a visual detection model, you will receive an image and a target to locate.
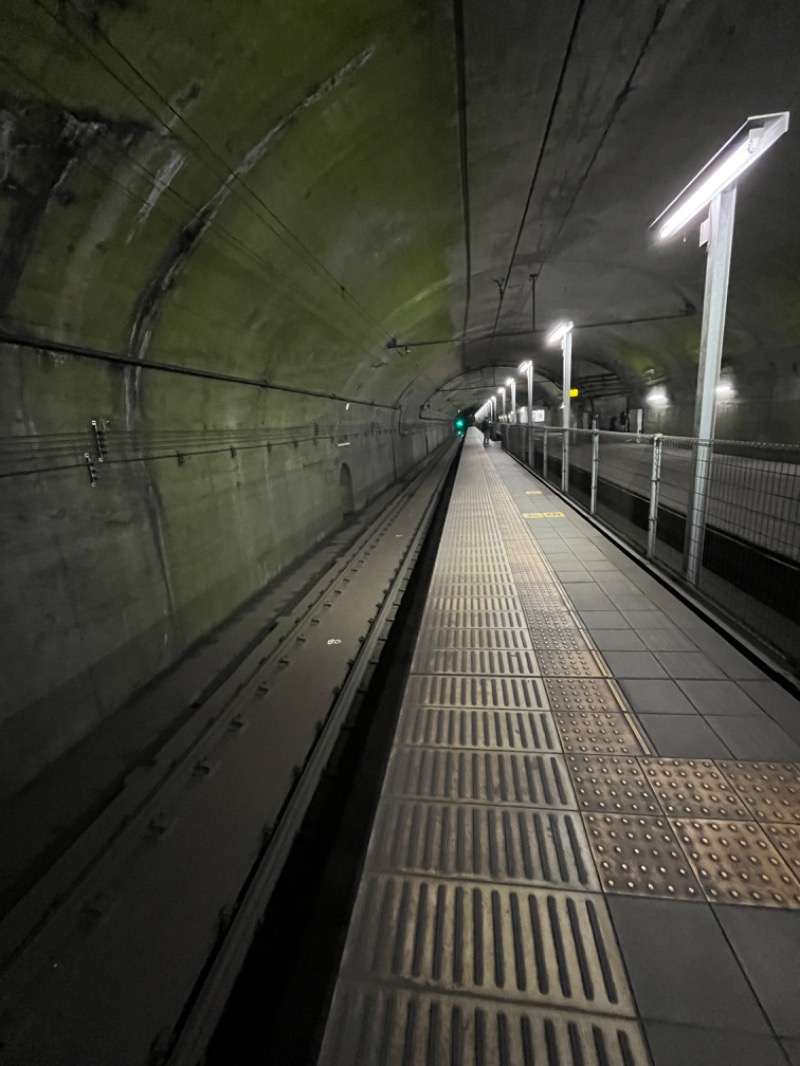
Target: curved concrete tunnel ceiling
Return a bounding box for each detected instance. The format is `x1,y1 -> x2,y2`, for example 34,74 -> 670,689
4,0 -> 800,790
1,1 -> 800,425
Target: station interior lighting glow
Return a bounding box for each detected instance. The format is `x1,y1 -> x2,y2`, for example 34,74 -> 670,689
546,320 -> 574,346
716,382 -> 735,398
655,112 -> 789,240
647,387 -> 669,406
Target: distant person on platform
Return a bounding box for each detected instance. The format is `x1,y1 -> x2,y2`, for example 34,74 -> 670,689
619,410 -> 628,431
481,420 -> 491,446
610,415 -> 617,432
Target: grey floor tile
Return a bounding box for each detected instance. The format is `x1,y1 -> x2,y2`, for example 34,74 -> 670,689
740,681 -> 800,744
603,651 -> 668,679
591,630 -> 648,652
705,715 -> 800,761
644,1022 -> 788,1066
783,1038 -> 800,1066
701,643 -> 769,681
620,679 -> 697,715
583,559 -> 619,571
639,628 -> 699,652
654,652 -> 727,680
566,586 -> 616,610
662,601 -> 703,627
581,610 -> 630,629
637,715 -> 732,758
623,610 -> 675,628
605,592 -> 657,612
716,906 -> 800,1037
557,573 -> 595,584
607,897 -> 770,1031
677,680 -> 764,716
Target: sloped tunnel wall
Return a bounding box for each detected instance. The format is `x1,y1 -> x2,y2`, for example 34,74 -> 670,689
0,1 -> 463,798
0,343 -> 446,799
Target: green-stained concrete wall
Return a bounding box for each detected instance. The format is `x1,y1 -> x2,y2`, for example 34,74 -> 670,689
0,342 -> 447,796
0,0 -> 459,795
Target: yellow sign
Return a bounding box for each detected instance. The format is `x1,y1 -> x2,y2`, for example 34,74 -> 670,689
523,512 -> 565,518
526,490 -> 542,495
569,388 -> 579,397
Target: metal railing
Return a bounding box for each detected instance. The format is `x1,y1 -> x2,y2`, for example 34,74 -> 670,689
501,423 -> 800,674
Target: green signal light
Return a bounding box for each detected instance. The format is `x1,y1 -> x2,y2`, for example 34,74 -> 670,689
454,418 -> 465,429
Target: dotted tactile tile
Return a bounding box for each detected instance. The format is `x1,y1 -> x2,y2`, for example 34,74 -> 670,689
525,624 -> 593,653
544,678 -> 626,713
535,648 -> 607,679
566,755 -> 661,815
583,813 -> 703,901
553,712 -> 646,756
717,762 -> 800,823
763,824 -> 800,880
638,759 -> 752,819
673,818 -> 800,908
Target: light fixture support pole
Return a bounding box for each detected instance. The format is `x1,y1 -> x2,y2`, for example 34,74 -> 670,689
561,329 -> 573,494
684,184 -> 737,585
526,361 -> 534,467
509,380 -> 516,422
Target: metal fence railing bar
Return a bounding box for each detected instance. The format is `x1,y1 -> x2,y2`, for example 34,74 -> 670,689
500,423 -> 800,675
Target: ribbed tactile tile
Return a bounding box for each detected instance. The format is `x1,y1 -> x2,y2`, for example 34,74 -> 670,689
763,823 -> 800,879
566,755 -> 662,815
536,648 -> 607,679
398,707 -> 560,752
318,985 -> 651,1066
339,877 -> 635,1015
583,813 -> 703,901
553,711 -> 646,756
412,648 -> 540,676
367,802 -> 598,890
428,595 -> 523,613
639,759 -> 752,819
422,608 -> 529,629
673,818 -> 800,908
403,675 -> 548,711
415,627 -> 533,652
544,677 -> 626,713
429,581 -> 518,597
716,762 -> 800,823
384,749 -> 576,809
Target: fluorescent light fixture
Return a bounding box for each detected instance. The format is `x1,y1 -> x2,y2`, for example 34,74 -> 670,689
654,112 -> 789,240
647,387 -> 668,406
498,387 -> 505,395
519,360 -> 531,372
716,382 -> 735,397
505,377 -> 514,387
546,320 -> 574,346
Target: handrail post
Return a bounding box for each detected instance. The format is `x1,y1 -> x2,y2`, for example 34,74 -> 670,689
647,433 -> 663,560
543,428 -> 549,482
590,428 -> 600,515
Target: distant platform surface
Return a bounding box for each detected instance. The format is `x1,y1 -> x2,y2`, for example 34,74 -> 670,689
317,430 -> 800,1066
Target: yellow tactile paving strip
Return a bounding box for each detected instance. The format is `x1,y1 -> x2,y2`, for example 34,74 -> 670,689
318,434 -> 800,1066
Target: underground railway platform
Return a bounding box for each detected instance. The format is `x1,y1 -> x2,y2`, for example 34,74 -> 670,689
3,432 -> 800,1065
5,2 -> 800,1064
